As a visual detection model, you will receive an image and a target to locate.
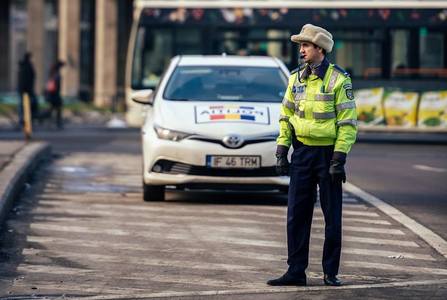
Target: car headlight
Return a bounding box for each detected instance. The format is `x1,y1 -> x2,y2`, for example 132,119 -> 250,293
154,124 -> 191,141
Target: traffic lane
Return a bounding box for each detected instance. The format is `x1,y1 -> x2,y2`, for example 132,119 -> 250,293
1,151 -> 447,298
348,143 -> 447,240
0,127 -> 141,154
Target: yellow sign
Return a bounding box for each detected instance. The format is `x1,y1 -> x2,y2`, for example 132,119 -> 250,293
418,91 -> 447,128
354,88 -> 384,125
383,91 -> 419,127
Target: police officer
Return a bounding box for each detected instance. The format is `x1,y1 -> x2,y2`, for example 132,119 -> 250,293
267,24 -> 357,287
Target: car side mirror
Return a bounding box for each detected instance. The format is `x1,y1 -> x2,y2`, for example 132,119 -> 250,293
131,89 -> 154,105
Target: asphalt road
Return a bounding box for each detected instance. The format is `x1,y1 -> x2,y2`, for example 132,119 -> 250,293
0,128 -> 446,299
2,127 -> 445,241
348,143 -> 447,241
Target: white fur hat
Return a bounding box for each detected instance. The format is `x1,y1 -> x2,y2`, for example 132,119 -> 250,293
291,24 -> 334,53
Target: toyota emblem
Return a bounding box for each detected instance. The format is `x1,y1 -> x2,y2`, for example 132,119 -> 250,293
222,134 -> 244,148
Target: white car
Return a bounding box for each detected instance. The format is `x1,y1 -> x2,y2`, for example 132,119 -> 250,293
133,55 -> 290,201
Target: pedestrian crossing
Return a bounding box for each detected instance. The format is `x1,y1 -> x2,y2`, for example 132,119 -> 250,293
1,153 -> 447,297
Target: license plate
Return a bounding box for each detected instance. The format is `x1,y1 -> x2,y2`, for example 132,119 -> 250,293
206,155 -> 261,169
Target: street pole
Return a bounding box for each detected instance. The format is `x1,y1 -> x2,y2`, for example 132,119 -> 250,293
22,93 -> 32,140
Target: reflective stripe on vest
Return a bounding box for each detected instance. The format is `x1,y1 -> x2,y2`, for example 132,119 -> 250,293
295,93 -> 306,101
326,69 -> 339,93
282,98 -> 295,110
337,119 -> 358,126
279,115 -> 289,122
314,111 -> 336,119
315,93 -> 334,101
295,110 -> 305,118
336,101 -> 356,111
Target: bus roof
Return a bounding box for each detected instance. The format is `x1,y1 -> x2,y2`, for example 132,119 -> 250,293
135,0 -> 447,9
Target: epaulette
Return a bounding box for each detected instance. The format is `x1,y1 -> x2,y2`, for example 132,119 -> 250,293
333,64 -> 350,77
290,64 -> 305,75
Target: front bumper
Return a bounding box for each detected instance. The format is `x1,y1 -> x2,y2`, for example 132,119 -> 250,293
142,129 -> 288,186
144,171 -> 289,186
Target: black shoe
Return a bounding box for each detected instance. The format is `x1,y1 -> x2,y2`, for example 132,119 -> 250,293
267,272 -> 306,286
323,274 -> 342,286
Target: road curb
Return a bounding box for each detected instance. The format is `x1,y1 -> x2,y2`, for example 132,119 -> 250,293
0,142 -> 51,227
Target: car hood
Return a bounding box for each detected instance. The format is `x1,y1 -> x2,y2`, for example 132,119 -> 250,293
155,100 -> 281,137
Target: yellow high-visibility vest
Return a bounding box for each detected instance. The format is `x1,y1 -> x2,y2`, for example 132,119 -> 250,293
277,63 -> 357,153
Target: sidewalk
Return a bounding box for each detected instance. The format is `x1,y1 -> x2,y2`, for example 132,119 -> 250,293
0,140 -> 51,227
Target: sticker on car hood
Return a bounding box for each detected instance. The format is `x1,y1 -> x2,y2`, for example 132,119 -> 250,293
195,105 -> 270,124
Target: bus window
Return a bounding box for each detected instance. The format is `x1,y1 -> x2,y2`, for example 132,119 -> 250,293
331,31 -> 382,79
131,27 -> 173,89
391,30 -> 410,78
175,28 -> 201,55
214,29 -> 291,65
420,30 -> 445,78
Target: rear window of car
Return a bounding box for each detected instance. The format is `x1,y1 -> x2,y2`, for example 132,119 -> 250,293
163,66 -> 288,102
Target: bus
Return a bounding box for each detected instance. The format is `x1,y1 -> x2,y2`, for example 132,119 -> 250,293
126,0 -> 447,126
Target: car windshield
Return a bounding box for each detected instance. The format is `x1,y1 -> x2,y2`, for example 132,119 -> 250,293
163,66 -> 288,102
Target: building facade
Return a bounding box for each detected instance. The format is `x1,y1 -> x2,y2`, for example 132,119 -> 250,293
0,0 -> 133,108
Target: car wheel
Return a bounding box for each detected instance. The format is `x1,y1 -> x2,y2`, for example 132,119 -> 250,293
143,183 -> 165,201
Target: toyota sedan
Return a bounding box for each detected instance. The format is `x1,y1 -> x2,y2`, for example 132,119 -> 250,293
132,55 -> 290,201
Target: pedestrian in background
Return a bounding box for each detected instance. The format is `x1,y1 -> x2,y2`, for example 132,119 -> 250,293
17,52 -> 38,127
45,60 -> 65,129
268,24 -> 357,287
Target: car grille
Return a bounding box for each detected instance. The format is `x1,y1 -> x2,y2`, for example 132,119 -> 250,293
189,136 -> 276,149
152,159 -> 277,177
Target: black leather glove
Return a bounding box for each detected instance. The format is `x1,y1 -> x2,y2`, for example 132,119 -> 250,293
329,151 -> 347,183
275,145 -> 290,176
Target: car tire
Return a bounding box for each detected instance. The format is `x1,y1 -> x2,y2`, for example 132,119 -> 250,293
143,183 -> 165,201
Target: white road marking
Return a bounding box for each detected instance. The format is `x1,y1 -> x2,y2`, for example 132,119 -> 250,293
26,235 -> 435,261
315,203 -> 368,210
29,207 -> 285,226
22,248 -> 263,274
36,199 -> 380,219
29,215 -> 401,236
341,210 -> 380,217
312,223 -> 405,235
21,223 -> 285,248
314,216 -> 391,225
341,248 -> 435,261
413,164 -> 447,173
22,248 -> 446,279
345,182 -> 447,259
344,261 -> 447,275
313,234 -> 419,247
21,222 -> 416,249
37,200 -> 286,219
343,197 -> 359,203
27,206 -> 386,228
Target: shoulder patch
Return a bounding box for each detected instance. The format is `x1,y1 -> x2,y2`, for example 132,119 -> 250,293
343,83 -> 352,90
333,64 -> 350,77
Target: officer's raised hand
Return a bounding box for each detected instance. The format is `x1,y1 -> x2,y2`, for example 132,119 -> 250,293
329,151 -> 347,183
276,145 -> 290,176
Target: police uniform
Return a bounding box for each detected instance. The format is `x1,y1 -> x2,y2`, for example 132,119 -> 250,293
270,24 -> 357,285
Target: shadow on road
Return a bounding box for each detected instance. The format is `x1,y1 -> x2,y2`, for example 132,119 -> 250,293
164,189 -> 288,206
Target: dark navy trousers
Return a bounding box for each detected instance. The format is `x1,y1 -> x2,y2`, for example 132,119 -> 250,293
286,142 -> 343,278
